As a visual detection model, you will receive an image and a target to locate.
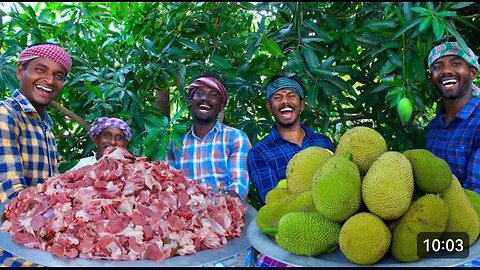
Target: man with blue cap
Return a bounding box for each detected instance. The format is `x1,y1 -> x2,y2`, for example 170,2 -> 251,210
425,41 -> 480,193
247,74 -> 334,267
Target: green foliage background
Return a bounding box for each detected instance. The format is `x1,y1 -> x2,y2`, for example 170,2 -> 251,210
1,2 -> 480,208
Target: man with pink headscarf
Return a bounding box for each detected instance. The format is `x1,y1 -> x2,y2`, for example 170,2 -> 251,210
0,42 -> 72,203
167,72 -> 253,267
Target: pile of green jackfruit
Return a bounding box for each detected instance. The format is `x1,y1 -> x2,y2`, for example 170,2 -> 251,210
256,126 -> 480,265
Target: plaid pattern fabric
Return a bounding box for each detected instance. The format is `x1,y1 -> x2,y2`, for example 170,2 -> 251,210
0,249 -> 43,267
88,117 -> 131,141
427,42 -> 479,69
426,97 -> 480,192
0,90 -> 58,202
247,125 -> 334,203
17,43 -> 72,73
265,77 -> 305,101
254,253 -> 293,267
167,120 -> 251,200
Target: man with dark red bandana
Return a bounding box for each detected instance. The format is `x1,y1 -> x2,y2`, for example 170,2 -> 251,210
0,42 -> 72,202
167,72 -> 253,266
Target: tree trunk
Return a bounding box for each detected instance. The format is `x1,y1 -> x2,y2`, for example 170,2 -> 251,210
155,89 -> 170,119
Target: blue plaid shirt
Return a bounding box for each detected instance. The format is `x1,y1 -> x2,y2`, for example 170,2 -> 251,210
426,96 -> 480,193
247,124 -> 334,203
167,120 -> 251,200
0,90 -> 58,202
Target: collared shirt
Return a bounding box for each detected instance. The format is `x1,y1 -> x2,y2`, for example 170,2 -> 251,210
0,90 -> 59,202
69,155 -> 97,171
247,124 -> 335,203
426,96 -> 480,193
167,120 -> 251,200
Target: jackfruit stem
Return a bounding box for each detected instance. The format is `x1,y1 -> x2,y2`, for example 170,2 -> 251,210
344,152 -> 353,161
261,226 -> 278,237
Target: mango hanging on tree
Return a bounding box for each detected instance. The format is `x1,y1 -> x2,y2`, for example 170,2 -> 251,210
396,97 -> 413,125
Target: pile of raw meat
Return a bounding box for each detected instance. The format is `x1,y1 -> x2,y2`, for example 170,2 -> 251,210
0,147 -> 247,262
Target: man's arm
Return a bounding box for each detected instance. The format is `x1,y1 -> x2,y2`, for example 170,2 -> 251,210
226,131 -> 251,200
464,146 -> 480,193
0,106 -> 27,202
247,147 -> 279,204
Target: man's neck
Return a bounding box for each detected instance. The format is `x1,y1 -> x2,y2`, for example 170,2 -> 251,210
193,120 -> 217,140
443,92 -> 473,123
276,122 -> 304,147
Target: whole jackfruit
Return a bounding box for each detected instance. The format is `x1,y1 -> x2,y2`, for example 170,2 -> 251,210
403,149 -> 452,193
275,212 -> 341,256
311,155 -> 361,222
286,146 -> 333,194
256,191 -> 316,236
339,212 -> 391,265
442,175 -> 480,246
464,188 -> 480,222
265,187 -> 290,205
335,126 -> 387,175
391,194 -> 449,263
362,151 -> 414,220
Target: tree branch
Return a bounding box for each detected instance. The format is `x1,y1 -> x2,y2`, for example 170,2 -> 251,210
50,101 -> 92,131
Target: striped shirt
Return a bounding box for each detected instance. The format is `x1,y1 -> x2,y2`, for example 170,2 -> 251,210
0,90 -> 59,202
426,96 -> 480,193
167,120 -> 251,200
247,124 -> 334,203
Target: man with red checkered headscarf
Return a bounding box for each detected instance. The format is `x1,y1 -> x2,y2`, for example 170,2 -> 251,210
167,72 -> 253,267
0,42 -> 72,203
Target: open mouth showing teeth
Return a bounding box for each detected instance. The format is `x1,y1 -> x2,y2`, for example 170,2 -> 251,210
199,104 -> 211,112
36,84 -> 53,93
280,107 -> 293,113
441,79 -> 457,86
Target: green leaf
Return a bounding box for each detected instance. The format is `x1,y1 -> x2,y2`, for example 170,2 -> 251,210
432,17 -> 445,40
210,54 -> 232,70
177,38 -> 202,52
301,45 -> 320,70
365,21 -> 397,32
261,34 -> 285,58
418,16 -> 432,32
410,7 -> 432,17
386,49 -> 402,67
144,38 -> 157,55
393,18 -> 423,39
451,2 -> 474,9
436,11 -> 456,17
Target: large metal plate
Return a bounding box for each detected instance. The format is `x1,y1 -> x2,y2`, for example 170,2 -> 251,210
0,202 -> 256,267
247,219 -> 480,267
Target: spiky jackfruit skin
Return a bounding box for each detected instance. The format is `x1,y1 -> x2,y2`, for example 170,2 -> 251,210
339,212 -> 391,265
276,179 -> 287,188
286,147 -> 333,194
403,149 -> 452,193
442,176 -> 480,246
391,194 -> 449,263
335,126 -> 387,175
311,156 -> 361,222
464,188 -> 480,223
275,212 -> 341,256
362,151 -> 414,220
256,191 -> 316,233
265,187 -> 290,205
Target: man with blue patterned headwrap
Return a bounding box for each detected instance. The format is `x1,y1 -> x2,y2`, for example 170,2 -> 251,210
247,74 -> 334,267
425,41 -> 480,194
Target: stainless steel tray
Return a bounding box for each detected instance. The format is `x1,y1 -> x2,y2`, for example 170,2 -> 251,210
0,202 -> 256,267
247,218 -> 480,267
